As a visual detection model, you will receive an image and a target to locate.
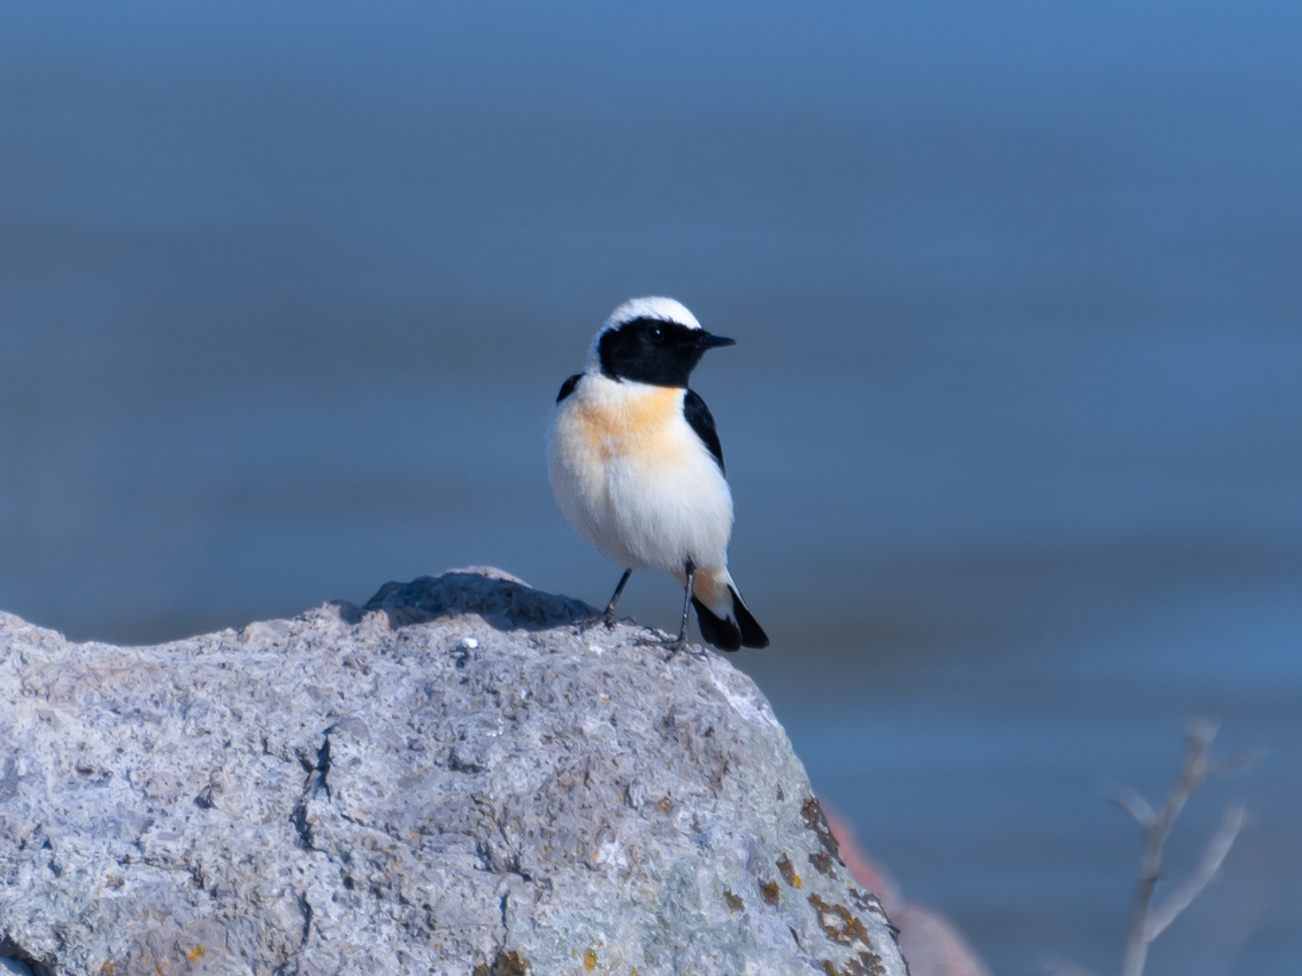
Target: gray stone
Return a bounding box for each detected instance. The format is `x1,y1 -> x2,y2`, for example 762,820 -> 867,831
0,569 -> 904,976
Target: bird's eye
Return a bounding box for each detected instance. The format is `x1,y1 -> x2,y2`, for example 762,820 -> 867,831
648,325 -> 664,343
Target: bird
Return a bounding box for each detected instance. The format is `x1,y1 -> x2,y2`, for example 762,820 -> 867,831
547,297 -> 769,652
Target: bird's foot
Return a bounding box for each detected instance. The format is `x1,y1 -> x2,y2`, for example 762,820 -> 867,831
634,630 -> 702,660
577,609 -> 630,633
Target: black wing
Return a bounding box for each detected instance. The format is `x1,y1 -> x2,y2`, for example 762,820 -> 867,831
556,374 -> 582,403
683,388 -> 724,473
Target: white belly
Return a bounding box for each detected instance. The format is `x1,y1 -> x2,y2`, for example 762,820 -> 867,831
548,376 -> 733,574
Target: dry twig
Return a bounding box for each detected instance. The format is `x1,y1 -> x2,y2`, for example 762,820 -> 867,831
1051,721 -> 1253,976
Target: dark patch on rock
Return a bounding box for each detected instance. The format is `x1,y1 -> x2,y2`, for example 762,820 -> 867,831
777,853 -> 803,888
0,939 -> 53,976
809,894 -> 887,976
849,886 -> 890,920
0,757 -> 22,803
802,797 -> 843,861
473,950 -> 529,976
359,570 -> 596,631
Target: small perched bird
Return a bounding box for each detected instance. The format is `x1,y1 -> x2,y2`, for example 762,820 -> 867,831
548,297 -> 769,651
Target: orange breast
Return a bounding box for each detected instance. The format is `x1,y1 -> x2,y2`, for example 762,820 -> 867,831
572,386 -> 686,464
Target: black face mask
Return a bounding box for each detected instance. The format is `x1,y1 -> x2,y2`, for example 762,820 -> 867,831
598,318 -> 735,387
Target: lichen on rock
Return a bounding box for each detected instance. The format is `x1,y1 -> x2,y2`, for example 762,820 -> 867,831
0,569 -> 905,976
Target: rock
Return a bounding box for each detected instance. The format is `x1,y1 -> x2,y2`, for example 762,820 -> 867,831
0,569 -> 905,976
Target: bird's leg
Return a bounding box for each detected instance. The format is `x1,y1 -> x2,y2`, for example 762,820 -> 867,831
636,560 -> 696,652
580,569 -> 633,632
674,561 -> 696,644
601,569 -> 633,625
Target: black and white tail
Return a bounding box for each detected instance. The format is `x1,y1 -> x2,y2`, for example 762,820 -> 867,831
691,568 -> 770,652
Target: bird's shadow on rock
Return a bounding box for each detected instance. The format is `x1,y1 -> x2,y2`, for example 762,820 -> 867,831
339,568 -> 598,632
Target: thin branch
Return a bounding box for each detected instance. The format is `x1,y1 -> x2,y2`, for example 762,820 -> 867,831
1143,804 -> 1246,943
1059,723 -> 1251,976
1107,783 -> 1156,829
1206,748 -> 1263,779
1118,721 -> 1249,976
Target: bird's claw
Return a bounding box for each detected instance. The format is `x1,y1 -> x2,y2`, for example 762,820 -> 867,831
635,630 -> 699,659
577,610 -> 629,633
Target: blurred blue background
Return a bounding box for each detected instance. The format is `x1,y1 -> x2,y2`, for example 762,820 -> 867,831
2,2 -> 1300,972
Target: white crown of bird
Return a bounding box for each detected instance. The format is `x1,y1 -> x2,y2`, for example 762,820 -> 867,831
585,296 -> 702,370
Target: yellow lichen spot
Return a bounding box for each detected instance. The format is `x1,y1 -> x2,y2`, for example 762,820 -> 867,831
188,946 -> 206,963
100,963 -> 116,976
583,949 -> 597,971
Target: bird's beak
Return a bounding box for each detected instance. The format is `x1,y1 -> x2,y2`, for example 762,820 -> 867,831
695,331 -> 737,350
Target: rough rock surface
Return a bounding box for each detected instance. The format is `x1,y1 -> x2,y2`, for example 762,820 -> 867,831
0,569 -> 905,976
